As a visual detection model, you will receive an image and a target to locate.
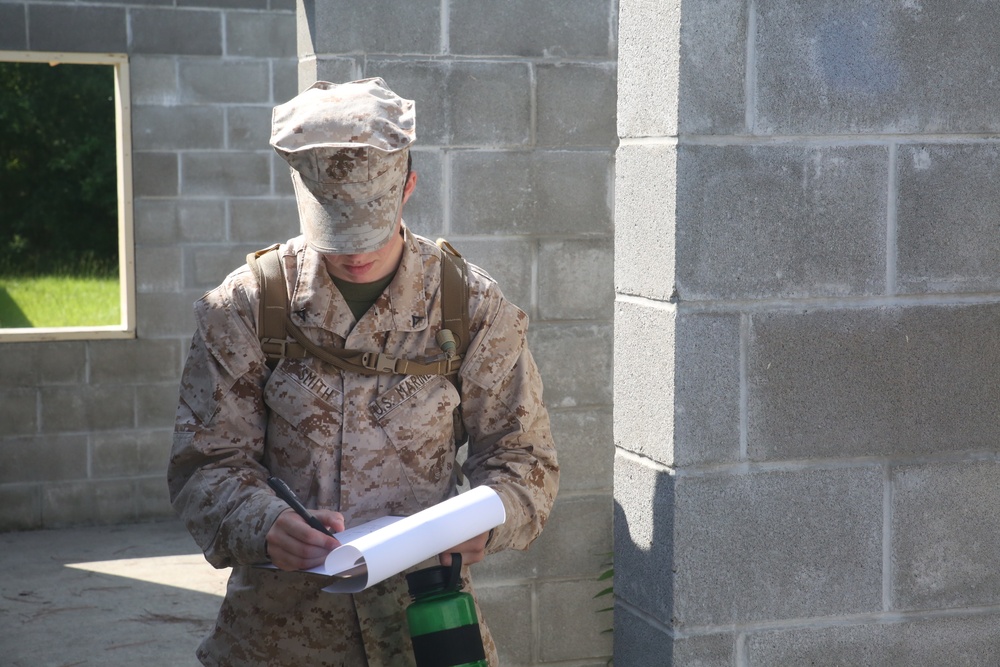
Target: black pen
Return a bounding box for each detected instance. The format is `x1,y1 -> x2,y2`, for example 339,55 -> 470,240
267,476 -> 336,537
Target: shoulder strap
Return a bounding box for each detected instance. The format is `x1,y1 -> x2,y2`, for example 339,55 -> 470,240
246,244 -> 296,370
436,238 -> 471,358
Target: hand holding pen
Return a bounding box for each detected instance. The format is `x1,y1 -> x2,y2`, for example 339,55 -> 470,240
265,476 -> 344,571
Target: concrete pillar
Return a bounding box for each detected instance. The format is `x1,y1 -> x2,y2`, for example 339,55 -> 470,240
615,0 -> 1000,664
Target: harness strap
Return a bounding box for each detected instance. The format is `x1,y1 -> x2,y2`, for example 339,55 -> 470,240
247,244 -> 288,370
436,238 -> 471,358
246,241 -> 469,377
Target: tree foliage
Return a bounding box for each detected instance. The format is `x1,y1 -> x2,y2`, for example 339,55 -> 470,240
0,61 -> 118,275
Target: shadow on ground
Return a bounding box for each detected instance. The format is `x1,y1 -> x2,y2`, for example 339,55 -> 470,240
0,520 -> 229,667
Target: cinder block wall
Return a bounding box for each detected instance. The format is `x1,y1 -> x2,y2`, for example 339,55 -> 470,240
615,0 -> 1000,665
0,0 -> 299,527
1,1 -> 616,665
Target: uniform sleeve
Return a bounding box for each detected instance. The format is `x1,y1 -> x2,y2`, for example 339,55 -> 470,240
167,273 -> 289,568
459,288 -> 559,554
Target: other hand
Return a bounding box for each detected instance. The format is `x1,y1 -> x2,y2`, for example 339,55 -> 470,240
438,530 -> 490,567
266,509 -> 344,571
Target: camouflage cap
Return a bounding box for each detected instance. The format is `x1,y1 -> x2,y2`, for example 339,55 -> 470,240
270,78 -> 416,254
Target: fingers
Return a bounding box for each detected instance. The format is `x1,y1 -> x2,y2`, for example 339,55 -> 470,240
266,510 -> 340,571
438,531 -> 490,567
312,509 -> 346,534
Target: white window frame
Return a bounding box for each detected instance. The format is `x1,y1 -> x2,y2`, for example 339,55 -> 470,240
0,50 -> 135,342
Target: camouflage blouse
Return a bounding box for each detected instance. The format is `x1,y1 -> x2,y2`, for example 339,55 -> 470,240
168,226 -> 559,667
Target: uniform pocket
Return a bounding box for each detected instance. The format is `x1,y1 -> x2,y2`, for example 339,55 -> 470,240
370,374 -> 461,505
264,360 -> 344,449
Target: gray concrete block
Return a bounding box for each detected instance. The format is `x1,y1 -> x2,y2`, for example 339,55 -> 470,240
310,57 -> 359,91
136,383 -> 181,430
39,386 -> 136,433
475,584 -> 533,666
134,199 -> 227,245
131,8 -> 222,56
0,484 -> 42,531
538,238 -> 614,320
271,153 -> 296,197
754,0 -> 1000,134
132,152 -> 178,197
230,198 -> 299,243
129,56 -> 180,106
181,152 -> 271,197
613,603 -> 677,667
537,579 -> 614,662
672,633 -> 737,667
746,614 -> 1000,666
613,452 -> 674,625
617,305 -> 745,467
92,429 -> 171,478
614,300 -> 676,464
226,11 -> 295,58
132,105 -> 225,150
747,304 -> 1000,460
528,322 -> 613,408
178,60 -> 270,104
614,624 -> 735,667
674,311 -> 742,465
0,389 -> 37,437
272,58 -> 300,104
189,244 -> 257,289
537,63 -> 618,148
369,60 -> 532,147
482,493 -> 611,582
447,62 -> 532,147
178,0 -> 266,7
306,0 -> 440,55
135,245 -> 181,293
450,0 -> 613,58
89,339 -> 181,384
548,408 -> 612,493
896,144 -> 1000,294
398,150 -> 443,241
618,0 -> 681,138
0,342 -> 87,386
42,479 -> 138,527
451,151 -> 613,237
614,142 -> 677,302
675,144 -> 888,300
137,292 -> 199,338
892,461 -> 1000,611
0,435 -> 88,484
28,5 -> 126,52
678,0 -> 746,135
452,238 -> 533,316
672,467 -> 883,627
135,475 -> 176,519
0,4 -> 27,50
227,105 -> 271,150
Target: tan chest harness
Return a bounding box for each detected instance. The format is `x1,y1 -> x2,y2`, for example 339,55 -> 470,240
246,239 -> 471,377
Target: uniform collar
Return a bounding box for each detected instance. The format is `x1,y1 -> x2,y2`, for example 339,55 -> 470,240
288,224 -> 429,339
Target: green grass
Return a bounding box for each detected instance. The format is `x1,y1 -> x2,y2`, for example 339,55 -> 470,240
0,274 -> 120,328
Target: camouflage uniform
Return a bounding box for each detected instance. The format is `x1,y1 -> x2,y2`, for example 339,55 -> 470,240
168,224 -> 559,666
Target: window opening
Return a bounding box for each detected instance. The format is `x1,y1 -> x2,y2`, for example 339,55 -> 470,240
0,51 -> 134,341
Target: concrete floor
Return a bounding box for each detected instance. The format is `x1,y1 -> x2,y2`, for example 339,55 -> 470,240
0,520 -> 229,667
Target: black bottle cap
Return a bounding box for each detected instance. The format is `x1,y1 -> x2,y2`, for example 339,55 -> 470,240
407,553 -> 463,598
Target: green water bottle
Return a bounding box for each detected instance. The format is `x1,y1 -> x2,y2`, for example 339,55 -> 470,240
405,553 -> 488,667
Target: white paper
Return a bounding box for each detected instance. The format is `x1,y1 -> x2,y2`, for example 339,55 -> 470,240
316,485 -> 506,594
